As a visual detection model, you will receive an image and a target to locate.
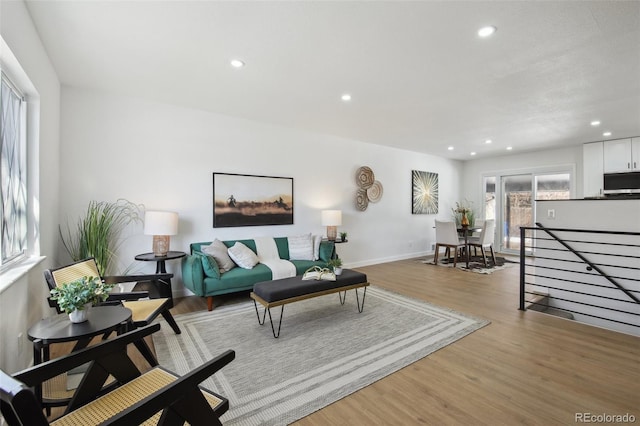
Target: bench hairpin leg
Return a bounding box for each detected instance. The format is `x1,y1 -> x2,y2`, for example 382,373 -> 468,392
338,290 -> 347,305
253,299 -> 268,326
355,287 -> 367,313
267,305 -> 285,338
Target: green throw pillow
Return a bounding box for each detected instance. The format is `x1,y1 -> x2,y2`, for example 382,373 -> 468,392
200,253 -> 221,279
318,241 -> 335,262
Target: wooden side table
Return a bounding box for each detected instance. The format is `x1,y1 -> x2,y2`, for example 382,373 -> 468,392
27,305 -> 133,408
134,251 -> 186,305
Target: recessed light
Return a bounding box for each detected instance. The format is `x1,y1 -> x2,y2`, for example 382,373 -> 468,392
603,131 -> 612,137
341,94 -> 352,102
448,146 -> 454,151
485,139 -> 492,144
506,146 -> 513,151
590,120 -> 601,126
478,26 -> 497,38
470,152 -> 477,156
230,59 -> 245,68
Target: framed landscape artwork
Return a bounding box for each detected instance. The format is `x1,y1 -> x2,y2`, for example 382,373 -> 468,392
213,173 -> 294,227
412,170 -> 438,214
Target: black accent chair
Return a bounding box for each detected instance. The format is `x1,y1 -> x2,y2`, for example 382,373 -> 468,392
44,257 -> 182,339
0,324 -> 235,425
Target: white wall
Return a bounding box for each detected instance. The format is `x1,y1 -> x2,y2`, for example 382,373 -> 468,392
60,87 -> 464,293
0,0 -> 61,373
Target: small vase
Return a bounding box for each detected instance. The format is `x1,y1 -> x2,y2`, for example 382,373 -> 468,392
461,212 -> 469,227
68,304 -> 91,323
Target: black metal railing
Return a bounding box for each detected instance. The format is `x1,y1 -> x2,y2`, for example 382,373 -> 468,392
519,224 -> 640,335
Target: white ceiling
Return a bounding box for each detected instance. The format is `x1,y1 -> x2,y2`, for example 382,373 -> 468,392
24,0 -> 640,160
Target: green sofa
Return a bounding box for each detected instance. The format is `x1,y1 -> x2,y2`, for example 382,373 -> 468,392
182,237 -> 336,310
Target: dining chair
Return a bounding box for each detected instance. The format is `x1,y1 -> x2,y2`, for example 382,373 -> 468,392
434,220 -> 467,267
467,219 -> 497,267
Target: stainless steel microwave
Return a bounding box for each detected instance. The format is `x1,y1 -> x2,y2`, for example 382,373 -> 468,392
603,172 -> 640,194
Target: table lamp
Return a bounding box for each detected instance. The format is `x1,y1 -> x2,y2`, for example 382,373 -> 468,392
144,211 -> 178,257
321,210 -> 342,241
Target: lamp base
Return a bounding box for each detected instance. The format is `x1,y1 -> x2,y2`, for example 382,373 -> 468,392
152,235 -> 170,257
326,226 -> 337,241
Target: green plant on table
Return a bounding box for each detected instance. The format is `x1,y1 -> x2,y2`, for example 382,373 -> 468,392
452,199 -> 476,227
339,232 -> 348,241
60,199 -> 142,276
49,276 -> 114,314
326,257 -> 343,269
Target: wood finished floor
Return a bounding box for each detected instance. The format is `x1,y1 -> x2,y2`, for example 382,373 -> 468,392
50,257 -> 639,425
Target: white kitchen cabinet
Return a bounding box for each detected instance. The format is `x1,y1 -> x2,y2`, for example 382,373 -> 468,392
582,141 -> 603,197
603,138 -> 640,173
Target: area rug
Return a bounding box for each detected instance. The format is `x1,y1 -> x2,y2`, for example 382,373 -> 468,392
152,286 -> 489,425
420,255 -> 517,274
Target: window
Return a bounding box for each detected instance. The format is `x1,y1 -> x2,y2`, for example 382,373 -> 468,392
0,71 -> 27,267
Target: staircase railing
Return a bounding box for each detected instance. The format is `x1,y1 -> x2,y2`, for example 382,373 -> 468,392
518,224 -> 640,335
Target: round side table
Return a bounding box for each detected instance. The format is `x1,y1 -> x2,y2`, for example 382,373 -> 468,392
134,251 -> 186,305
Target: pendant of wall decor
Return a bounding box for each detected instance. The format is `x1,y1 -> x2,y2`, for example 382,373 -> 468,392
356,166 -> 375,189
355,188 -> 369,211
366,180 -> 383,203
354,165 -> 382,211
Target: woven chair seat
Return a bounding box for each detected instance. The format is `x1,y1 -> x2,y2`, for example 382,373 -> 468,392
50,368 -> 223,426
43,373 -> 116,402
123,298 -> 169,324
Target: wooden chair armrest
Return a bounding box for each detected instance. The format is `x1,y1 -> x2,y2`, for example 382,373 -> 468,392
105,291 -> 150,302
14,324 -> 160,387
103,273 -> 173,285
105,350 -> 236,426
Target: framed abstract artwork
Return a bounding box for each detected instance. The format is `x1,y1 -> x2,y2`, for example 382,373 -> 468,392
412,170 -> 438,214
213,173 -> 294,227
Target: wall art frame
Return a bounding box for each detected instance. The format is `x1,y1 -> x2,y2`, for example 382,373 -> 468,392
213,172 -> 294,227
412,170 -> 439,214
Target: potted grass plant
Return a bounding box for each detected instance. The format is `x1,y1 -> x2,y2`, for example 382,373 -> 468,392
60,199 -> 142,276
327,257 -> 343,276
49,276 -> 114,323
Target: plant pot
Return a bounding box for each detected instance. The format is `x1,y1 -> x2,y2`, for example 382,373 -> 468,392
334,267 -> 343,276
68,304 -> 91,323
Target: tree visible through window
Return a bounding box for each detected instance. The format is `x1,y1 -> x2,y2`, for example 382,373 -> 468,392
0,72 -> 27,266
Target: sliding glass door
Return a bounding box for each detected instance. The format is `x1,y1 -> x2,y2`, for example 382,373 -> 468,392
502,174 -> 533,252
482,170 -> 572,255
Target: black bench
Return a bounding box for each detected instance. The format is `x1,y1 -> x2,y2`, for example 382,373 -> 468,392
250,269 -> 369,338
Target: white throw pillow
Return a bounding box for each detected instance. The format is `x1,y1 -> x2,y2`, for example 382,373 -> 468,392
227,242 -> 259,269
288,234 -> 314,261
312,234 -> 322,261
201,239 -> 236,273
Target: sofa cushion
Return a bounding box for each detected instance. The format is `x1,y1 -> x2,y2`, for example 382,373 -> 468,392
204,264 -> 273,292
312,235 -> 322,260
288,234 -> 314,260
202,239 -> 236,273
228,242 -> 259,269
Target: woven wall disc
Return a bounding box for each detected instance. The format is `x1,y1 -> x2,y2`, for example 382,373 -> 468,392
355,189 -> 369,211
366,180 -> 383,203
356,166 -> 375,189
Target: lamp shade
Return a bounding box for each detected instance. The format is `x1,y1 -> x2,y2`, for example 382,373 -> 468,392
321,210 -> 342,226
144,211 -> 178,236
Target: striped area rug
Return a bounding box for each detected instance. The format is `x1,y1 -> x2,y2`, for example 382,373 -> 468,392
152,286 -> 489,425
